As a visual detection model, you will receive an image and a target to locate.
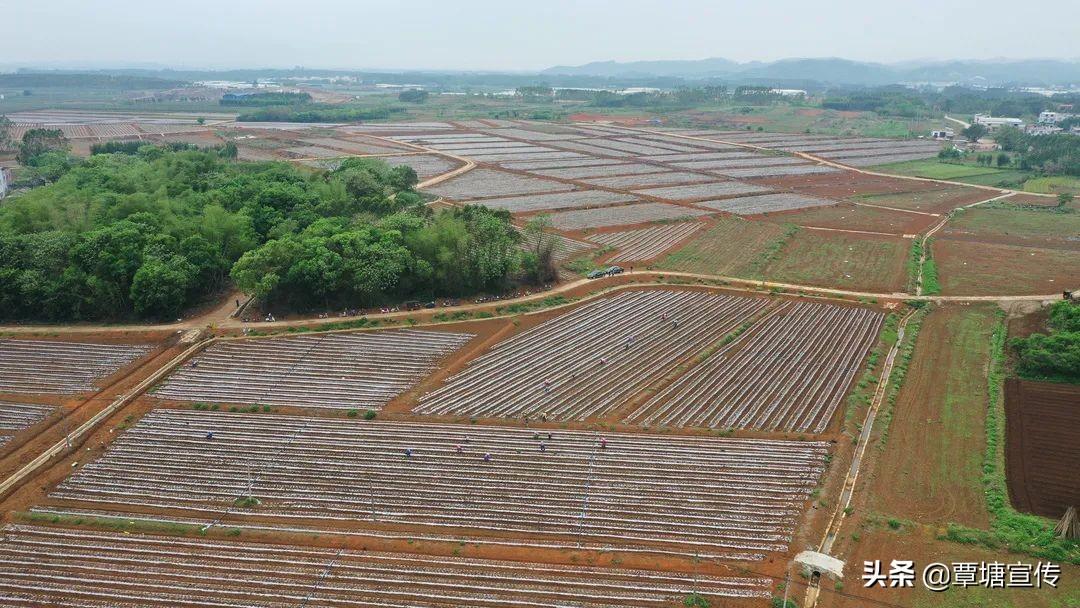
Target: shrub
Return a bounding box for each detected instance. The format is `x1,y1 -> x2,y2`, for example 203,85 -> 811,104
363,410 -> 377,420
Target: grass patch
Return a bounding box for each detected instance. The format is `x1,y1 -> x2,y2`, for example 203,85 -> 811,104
15,511 -> 207,537
1023,175 -> 1080,196
495,295 -> 572,316
940,312 -> 1080,564
873,306 -> 927,447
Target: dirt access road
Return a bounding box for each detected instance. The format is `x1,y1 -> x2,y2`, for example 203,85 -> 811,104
0,270 -> 1064,337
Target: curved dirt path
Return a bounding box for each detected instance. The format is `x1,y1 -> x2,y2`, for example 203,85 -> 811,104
0,270 -> 1062,336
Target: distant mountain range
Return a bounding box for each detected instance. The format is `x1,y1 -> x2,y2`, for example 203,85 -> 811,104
542,57 -> 1080,87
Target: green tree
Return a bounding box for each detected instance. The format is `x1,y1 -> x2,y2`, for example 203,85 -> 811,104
0,114 -> 13,152
962,123 -> 987,142
398,89 -> 429,103
131,255 -> 198,318
17,128 -> 69,163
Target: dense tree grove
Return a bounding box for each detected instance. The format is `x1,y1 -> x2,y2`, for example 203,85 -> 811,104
1010,300 -> 1080,383
235,105 -> 404,123
220,91 -> 312,106
0,148 -> 525,321
993,127 -> 1080,176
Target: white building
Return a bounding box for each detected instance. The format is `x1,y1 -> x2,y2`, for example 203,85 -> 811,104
973,114 -> 1024,131
1038,111 -> 1075,124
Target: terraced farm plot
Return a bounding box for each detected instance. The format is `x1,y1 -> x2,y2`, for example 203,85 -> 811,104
697,192 -> 837,215
531,163 -> 670,180
634,181 -> 771,201
298,137 -> 407,155
626,301 -> 883,432
759,231 -> 909,293
579,171 -> 715,189
500,157 -> 624,171
424,168 -> 568,200
641,151 -> 759,163
378,154 -> 462,180
588,223 -> 704,263
0,525 -> 770,606
152,329 -> 473,410
671,156 -> 806,171
587,139 -> 701,155
656,216 -> 791,277
546,203 -> 712,230
0,340 -> 151,395
720,165 -> 840,178
418,290 -> 767,420
0,402 -> 54,448
283,145 -> 343,159
463,150 -> 584,162
547,140 -> 636,158
484,127 -> 584,141
51,410 -> 827,556
439,145 -> 553,156
471,190 -> 636,213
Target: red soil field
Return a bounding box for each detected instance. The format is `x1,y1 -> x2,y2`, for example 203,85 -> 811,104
1005,378 -> 1080,518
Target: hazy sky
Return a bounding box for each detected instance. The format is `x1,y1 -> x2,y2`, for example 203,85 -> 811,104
3,0 -> 1078,71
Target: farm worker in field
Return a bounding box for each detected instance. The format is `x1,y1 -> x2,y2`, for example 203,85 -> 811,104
661,312 -> 666,321
455,444 -> 463,454
547,432 -> 553,441
672,319 -> 678,329
483,452 -> 492,462
404,448 -> 413,458
599,437 -> 607,450
540,442 -> 546,452
205,432 -> 214,440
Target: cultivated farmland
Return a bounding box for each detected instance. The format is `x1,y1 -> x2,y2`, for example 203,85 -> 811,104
378,154 -> 462,180
0,340 -> 151,395
0,402 -> 54,448
424,168 -> 569,200
152,329 -> 473,410
633,181 -> 771,201
580,171 -> 715,189
546,203 -> 712,230
50,410 -> 828,557
588,222 -> 704,263
696,192 -> 838,215
626,301 -> 883,432
417,290 -> 768,421
657,216 -> 792,277
467,190 -> 637,213
0,525 -> 770,606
